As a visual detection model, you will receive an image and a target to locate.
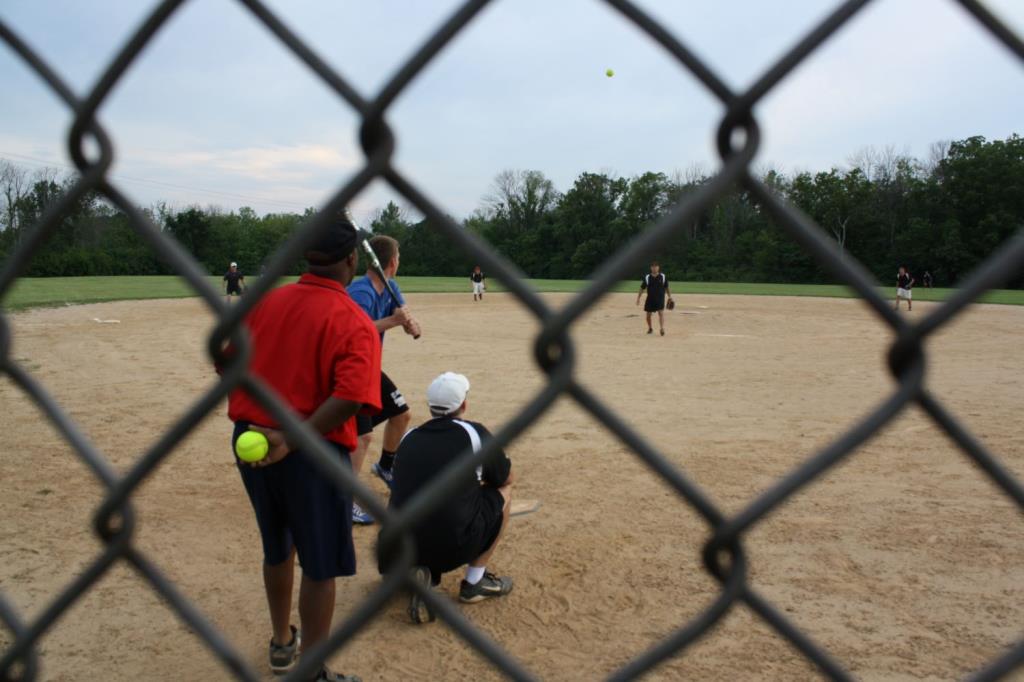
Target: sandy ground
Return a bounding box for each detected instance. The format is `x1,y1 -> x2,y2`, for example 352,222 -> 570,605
1,291 -> 1022,681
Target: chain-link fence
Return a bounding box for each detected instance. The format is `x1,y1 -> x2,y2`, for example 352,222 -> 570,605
2,0 -> 1023,679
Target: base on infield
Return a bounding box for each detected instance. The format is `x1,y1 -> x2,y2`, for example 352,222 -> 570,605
510,498 -> 542,517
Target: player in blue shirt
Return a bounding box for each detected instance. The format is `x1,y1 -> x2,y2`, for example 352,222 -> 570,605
347,235 -> 421,524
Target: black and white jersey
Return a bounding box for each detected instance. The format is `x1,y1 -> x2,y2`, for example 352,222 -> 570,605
470,271 -> 485,283
390,417 -> 511,538
897,273 -> 913,289
641,272 -> 668,298
224,270 -> 244,289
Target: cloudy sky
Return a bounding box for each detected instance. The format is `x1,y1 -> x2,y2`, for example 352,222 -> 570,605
2,1 -> 1022,222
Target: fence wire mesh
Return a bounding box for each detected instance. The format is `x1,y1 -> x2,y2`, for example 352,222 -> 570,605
2,0 -> 1023,679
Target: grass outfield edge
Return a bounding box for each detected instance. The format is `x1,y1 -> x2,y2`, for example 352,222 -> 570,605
3,275 -> 1023,310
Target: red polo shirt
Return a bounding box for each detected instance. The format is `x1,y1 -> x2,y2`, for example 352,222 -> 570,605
227,273 -> 382,451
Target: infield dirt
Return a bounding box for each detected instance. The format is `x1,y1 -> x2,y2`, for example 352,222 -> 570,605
2,292 -> 1021,680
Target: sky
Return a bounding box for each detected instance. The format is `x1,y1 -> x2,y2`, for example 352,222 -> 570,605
2,0 -> 1022,223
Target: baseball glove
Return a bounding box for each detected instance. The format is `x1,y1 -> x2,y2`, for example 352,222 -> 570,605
666,298 -> 676,310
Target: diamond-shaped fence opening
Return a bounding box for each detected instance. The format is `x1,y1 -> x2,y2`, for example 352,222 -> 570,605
2,0 -> 1024,680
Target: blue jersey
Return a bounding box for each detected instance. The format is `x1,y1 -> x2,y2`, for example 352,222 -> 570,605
347,275 -> 406,342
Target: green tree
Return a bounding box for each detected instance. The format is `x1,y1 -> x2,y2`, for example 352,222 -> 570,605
164,207 -> 212,270
371,201 -> 410,242
554,172 -> 626,277
3,133 -> 1021,286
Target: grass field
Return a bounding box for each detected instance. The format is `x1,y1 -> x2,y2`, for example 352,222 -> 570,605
3,275 -> 1023,310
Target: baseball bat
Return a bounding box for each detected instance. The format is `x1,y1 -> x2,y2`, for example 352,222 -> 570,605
345,209 -> 420,339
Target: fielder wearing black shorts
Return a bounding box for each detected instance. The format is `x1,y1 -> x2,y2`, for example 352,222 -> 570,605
637,261 -> 673,336
383,372 -> 514,606
223,262 -> 245,301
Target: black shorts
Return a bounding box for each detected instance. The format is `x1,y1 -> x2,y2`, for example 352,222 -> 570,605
233,421 -> 355,580
644,295 -> 665,312
356,372 -> 409,436
414,488 -> 505,580
226,285 -> 242,296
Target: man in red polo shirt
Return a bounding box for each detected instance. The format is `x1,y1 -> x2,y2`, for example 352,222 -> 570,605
227,214 -> 380,682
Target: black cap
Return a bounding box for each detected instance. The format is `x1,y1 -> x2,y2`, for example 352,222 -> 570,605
305,213 -> 359,265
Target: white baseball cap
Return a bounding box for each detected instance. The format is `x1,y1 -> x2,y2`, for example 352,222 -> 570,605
427,372 -> 470,415
230,262 -> 237,267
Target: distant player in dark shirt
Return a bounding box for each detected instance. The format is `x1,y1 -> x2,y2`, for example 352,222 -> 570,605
895,265 -> 915,311
223,262 -> 245,302
386,372 -> 514,607
922,270 -> 933,288
470,266 -> 486,301
636,261 -> 673,336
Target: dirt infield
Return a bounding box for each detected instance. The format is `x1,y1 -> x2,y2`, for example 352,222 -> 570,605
1,292 -> 1022,681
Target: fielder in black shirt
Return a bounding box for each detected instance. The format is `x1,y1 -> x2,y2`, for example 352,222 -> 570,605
223,262 -> 245,302
895,265 -> 914,312
470,265 -> 486,302
637,261 -> 673,336
386,372 -> 514,607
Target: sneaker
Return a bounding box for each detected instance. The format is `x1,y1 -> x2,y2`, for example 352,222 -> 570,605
646,328 -> 653,335
371,462 -> 394,490
660,329 -> 665,336
352,503 -> 374,525
268,625 -> 300,675
311,666 -> 361,682
459,572 -> 513,603
407,565 -> 436,624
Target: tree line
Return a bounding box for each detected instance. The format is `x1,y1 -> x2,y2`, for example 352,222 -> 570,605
1,133 -> 1020,287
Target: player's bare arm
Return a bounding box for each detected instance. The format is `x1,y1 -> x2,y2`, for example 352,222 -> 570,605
369,305 -> 419,337
250,397 -> 363,467
372,306 -> 411,333
402,315 -> 422,338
